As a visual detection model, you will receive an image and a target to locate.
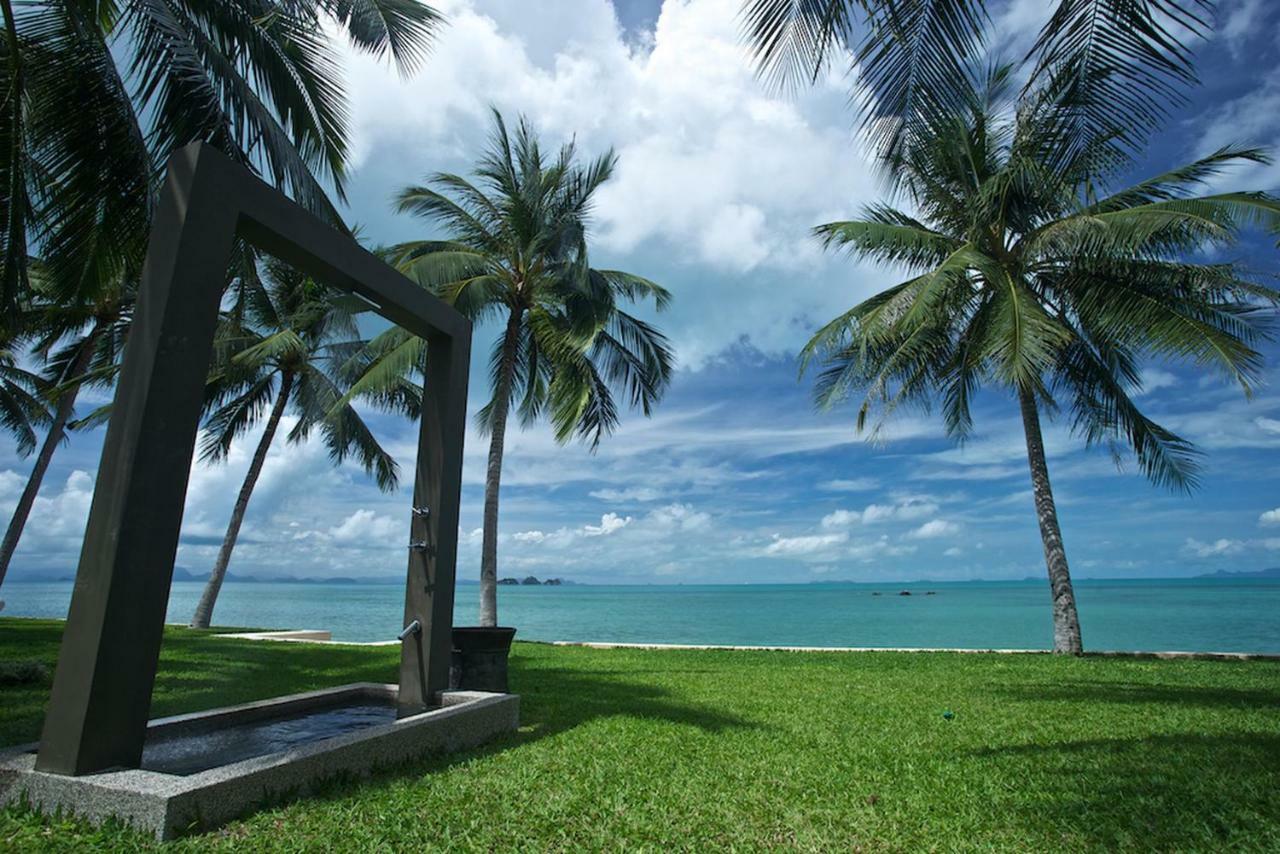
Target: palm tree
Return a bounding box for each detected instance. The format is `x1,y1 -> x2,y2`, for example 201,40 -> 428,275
0,0 -> 441,594
0,0 -> 444,325
801,66 -> 1280,653
740,1 -> 1211,179
381,111 -> 675,627
0,349 -> 47,460
0,343 -> 49,596
0,275 -> 132,589
189,255 -> 399,628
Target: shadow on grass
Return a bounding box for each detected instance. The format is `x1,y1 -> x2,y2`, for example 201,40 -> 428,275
970,732 -> 1280,849
995,679 -> 1280,711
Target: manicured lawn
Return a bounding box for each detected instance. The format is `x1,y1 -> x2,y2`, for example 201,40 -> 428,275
2,618 -> 1278,851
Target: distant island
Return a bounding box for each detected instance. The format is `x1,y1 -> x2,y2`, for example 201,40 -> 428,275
1195,567 -> 1280,579
497,576 -> 570,586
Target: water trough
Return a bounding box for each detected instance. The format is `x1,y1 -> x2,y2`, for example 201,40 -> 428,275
0,683 -> 519,839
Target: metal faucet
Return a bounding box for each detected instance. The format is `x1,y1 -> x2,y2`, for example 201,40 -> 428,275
398,619 -> 422,641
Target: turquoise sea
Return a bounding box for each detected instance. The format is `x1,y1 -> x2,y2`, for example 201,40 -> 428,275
2,577 -> 1277,653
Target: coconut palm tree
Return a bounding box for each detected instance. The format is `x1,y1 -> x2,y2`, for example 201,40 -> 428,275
189,254 -> 400,628
801,66 -> 1280,653
378,111 -> 675,627
0,0 -> 444,327
0,349 -> 47,461
741,1 -> 1212,179
0,0 -> 441,593
0,275 -> 133,589
0,339 -> 50,595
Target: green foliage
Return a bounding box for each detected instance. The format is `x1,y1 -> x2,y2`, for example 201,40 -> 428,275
802,67 -> 1280,493
0,346 -> 48,456
3,619 -> 1279,850
740,1 -> 1213,178
201,254 -> 400,491
388,109 -> 675,449
0,0 -> 444,328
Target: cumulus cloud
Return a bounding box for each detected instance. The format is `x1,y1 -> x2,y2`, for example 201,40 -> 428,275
584,512 -> 633,536
1183,537 -> 1246,558
861,497 -> 939,524
328,509 -> 400,545
765,531 -> 848,556
1260,508 -> 1280,526
908,519 -> 960,540
647,503 -> 712,531
820,509 -> 861,528
340,0 -> 884,365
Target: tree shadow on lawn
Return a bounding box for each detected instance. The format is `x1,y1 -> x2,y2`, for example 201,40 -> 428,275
968,732 -> 1280,849
994,679 -> 1280,711
216,658 -> 759,835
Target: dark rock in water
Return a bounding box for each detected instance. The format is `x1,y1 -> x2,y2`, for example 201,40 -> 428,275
496,578 -> 520,585
520,576 -> 542,586
543,578 -> 563,586
898,590 -> 912,596
926,591 -> 937,596
871,592 -> 882,597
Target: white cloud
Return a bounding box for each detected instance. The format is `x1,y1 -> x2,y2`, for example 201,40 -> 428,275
512,530 -> 547,544
765,531 -> 848,556
943,546 -> 964,557
818,477 -> 879,492
820,509 -> 860,528
847,535 -> 915,562
1219,0 -> 1267,58
861,497 -> 939,524
588,486 -> 665,503
647,503 -> 712,531
1182,537 -> 1246,558
1259,508 -> 1280,526
583,512 -> 633,536
1136,368 -> 1179,396
908,519 -> 960,540
328,509 -> 400,545
1257,417 -> 1280,435
341,0 -> 885,366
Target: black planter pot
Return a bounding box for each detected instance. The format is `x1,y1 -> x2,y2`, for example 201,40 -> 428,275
449,627 -> 517,693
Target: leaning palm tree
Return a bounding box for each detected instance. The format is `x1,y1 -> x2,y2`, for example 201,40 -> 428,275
0,344 -> 49,595
802,66 -> 1280,653
189,255 -> 400,628
1,0 -> 444,328
380,111 -> 675,627
0,274 -> 132,589
0,0 -> 442,592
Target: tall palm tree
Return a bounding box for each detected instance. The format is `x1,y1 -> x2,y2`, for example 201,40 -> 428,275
0,0 -> 441,593
0,0 -> 444,325
0,274 -> 132,588
741,1 -> 1212,180
802,66 -> 1280,653
0,338 -> 50,598
379,111 -> 675,627
189,255 -> 399,628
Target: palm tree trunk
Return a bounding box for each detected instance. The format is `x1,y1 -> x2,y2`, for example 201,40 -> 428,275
1017,384 -> 1083,654
0,330 -> 98,590
190,371 -> 294,629
478,308 -> 522,628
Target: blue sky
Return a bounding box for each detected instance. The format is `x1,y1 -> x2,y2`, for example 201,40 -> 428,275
3,0 -> 1280,587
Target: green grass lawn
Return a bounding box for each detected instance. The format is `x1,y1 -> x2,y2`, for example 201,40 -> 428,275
2,618 -> 1278,851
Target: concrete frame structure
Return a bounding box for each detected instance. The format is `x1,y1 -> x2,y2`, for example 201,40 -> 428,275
35,143 -> 473,776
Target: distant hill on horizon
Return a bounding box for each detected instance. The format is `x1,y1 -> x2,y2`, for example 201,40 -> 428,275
1195,567 -> 1280,579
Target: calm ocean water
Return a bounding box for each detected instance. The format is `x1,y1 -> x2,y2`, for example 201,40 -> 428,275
2,577 -> 1277,653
